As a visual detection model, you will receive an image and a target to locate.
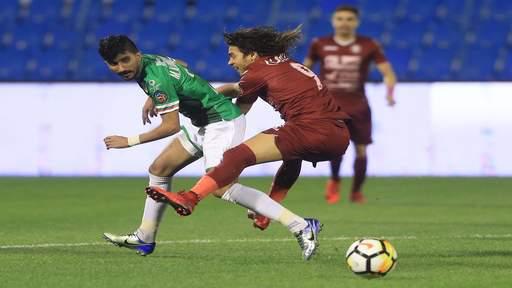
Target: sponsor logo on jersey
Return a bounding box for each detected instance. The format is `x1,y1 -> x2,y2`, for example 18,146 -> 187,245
155,91 -> 167,103
350,44 -> 361,54
323,45 -> 339,51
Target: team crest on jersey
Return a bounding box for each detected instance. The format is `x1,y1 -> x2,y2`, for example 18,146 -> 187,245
323,45 -> 339,51
155,91 -> 167,103
350,44 -> 361,54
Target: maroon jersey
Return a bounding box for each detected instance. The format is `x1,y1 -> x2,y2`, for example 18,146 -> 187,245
238,54 -> 349,122
307,35 -> 387,97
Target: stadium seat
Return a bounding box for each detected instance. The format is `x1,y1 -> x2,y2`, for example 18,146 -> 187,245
456,46 -> 499,80
0,0 -> 510,82
411,47 -> 459,81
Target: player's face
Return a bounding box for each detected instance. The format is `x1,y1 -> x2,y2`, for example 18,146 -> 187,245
331,11 -> 359,36
227,46 -> 257,75
105,51 -> 142,80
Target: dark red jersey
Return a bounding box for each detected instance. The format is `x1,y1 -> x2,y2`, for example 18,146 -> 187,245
307,35 -> 387,97
238,54 -> 349,122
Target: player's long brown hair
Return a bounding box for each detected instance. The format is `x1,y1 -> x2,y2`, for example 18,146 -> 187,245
224,25 -> 302,56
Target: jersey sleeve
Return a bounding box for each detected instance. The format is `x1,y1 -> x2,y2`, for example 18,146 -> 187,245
238,71 -> 264,104
145,70 -> 180,115
370,39 -> 388,64
306,38 -> 320,62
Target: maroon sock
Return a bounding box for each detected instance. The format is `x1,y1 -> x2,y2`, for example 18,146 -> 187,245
351,157 -> 367,193
206,144 -> 257,189
269,160 -> 302,202
330,156 -> 343,181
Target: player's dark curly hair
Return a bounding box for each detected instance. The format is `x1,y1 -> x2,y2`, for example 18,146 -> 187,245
98,35 -> 139,63
224,25 -> 302,56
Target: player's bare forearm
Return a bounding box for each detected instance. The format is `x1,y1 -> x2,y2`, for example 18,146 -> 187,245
139,111 -> 180,144
303,57 -> 315,69
377,62 -> 397,106
216,83 -> 241,98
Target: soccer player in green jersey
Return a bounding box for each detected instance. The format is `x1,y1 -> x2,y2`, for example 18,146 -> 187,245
98,35 -> 247,256
98,36 -> 319,260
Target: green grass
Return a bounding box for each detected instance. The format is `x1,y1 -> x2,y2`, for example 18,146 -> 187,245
1,177 -> 511,288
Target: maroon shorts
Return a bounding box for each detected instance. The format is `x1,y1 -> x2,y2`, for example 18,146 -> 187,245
334,97 -> 372,145
262,119 -> 350,163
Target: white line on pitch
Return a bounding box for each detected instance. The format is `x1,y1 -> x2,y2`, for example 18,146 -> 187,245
1,234 -> 511,250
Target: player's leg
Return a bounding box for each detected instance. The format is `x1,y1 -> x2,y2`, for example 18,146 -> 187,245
249,159 -> 302,230
104,135 -> 199,255
325,155 -> 343,204
350,144 -> 367,203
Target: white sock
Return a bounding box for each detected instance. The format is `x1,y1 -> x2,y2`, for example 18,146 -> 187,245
222,183 -> 307,234
136,173 -> 170,243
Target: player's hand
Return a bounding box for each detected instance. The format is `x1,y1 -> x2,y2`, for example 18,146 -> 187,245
104,135 -> 129,149
386,94 -> 396,106
142,98 -> 157,125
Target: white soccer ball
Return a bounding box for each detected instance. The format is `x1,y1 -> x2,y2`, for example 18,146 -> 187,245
345,238 -> 398,278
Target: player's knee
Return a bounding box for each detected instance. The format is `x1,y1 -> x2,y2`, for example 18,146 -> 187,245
149,159 -> 174,176
223,144 -> 256,167
355,146 -> 367,158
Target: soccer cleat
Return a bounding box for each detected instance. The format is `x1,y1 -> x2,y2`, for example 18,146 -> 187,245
295,218 -> 323,260
247,210 -> 271,231
145,186 -> 198,216
325,179 -> 341,204
350,191 -> 366,204
103,232 -> 155,256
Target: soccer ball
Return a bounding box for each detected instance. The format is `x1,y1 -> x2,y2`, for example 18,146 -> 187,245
345,238 -> 398,278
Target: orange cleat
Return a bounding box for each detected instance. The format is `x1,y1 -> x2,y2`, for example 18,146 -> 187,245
247,210 -> 271,231
325,179 -> 341,204
145,186 -> 199,216
350,191 -> 366,204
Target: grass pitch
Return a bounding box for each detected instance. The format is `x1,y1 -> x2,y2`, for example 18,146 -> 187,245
0,177 -> 511,288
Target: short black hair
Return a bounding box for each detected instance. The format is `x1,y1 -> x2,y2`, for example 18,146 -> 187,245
224,25 -> 302,57
98,35 -> 139,63
334,5 -> 359,17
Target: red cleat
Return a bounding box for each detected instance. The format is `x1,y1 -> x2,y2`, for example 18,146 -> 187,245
350,191 -> 366,204
145,186 -> 199,216
247,211 -> 271,231
325,179 -> 341,204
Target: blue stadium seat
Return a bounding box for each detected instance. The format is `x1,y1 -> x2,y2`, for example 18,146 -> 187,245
427,22 -> 465,49
0,49 -> 27,80
496,51 -> 512,80
412,47 -> 459,81
471,19 -> 510,48
399,0 -> 438,22
389,19 -> 428,48
456,46 -> 499,80
357,20 -> 388,42
226,0 -> 273,23
27,50 -> 70,81
359,0 -> 400,22
307,18 -> 332,38
385,47 -> 412,80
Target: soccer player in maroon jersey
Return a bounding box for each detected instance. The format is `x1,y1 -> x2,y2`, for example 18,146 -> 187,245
144,26 -> 351,259
304,5 -> 397,204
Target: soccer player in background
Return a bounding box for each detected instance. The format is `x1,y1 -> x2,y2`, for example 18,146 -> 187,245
98,35 -> 247,256
145,26 -> 351,260
304,5 -> 397,204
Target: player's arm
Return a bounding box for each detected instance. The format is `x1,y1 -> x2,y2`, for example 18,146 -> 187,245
376,62 -> 397,106
303,57 -> 316,69
216,83 -> 241,98
104,110 -> 180,149
303,38 -> 319,69
142,96 -> 157,125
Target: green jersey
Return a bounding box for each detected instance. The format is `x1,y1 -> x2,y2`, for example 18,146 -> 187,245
137,54 -> 241,127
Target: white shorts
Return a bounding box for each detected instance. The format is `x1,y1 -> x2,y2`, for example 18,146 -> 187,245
177,115 -> 246,170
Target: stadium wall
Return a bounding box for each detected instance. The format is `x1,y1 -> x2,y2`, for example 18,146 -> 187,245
0,82 -> 510,177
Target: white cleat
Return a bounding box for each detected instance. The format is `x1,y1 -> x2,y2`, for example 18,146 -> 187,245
295,218 -> 322,260
103,232 -> 155,256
